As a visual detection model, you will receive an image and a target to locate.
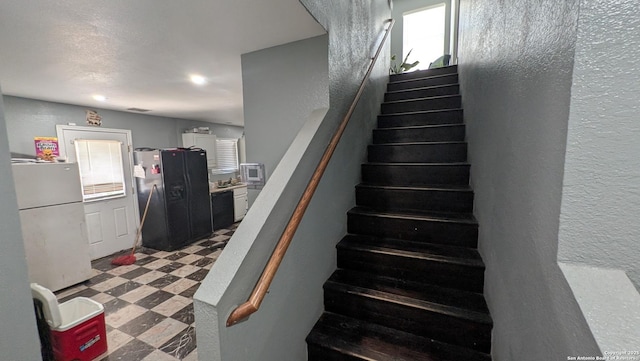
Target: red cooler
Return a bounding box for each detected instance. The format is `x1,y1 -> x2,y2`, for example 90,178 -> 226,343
31,283 -> 108,361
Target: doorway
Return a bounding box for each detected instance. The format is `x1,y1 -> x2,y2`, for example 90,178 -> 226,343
403,3 -> 447,70
391,0 -> 459,71
56,125 -> 139,260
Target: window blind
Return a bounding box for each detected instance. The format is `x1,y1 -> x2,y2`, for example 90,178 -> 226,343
74,139 -> 126,202
216,138 -> 239,172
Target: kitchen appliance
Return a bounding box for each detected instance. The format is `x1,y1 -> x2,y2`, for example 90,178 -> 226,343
134,148 -> 213,251
240,162 -> 266,186
211,190 -> 234,230
11,162 -> 92,292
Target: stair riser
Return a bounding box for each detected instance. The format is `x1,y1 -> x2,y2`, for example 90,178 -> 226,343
361,164 -> 470,187
385,84 -> 459,102
388,74 -> 458,92
336,251 -> 484,293
382,96 -> 461,114
355,187 -> 474,213
390,66 -> 458,82
324,288 -> 491,352
373,125 -> 465,144
368,143 -> 467,163
378,109 -> 463,128
347,212 -> 478,248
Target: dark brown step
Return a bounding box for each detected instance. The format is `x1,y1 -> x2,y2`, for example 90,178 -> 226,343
330,269 -> 489,314
373,124 -> 465,144
368,142 -> 467,163
381,95 -> 461,114
307,312 -> 491,361
388,73 -> 458,92
336,234 -> 485,293
356,184 -> 474,213
385,84 -> 459,102
323,281 -> 492,352
347,206 -> 478,248
361,162 -> 470,187
378,109 -> 463,128
389,65 -> 458,82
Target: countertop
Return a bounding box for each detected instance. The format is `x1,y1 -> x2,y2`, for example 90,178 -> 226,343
210,183 -> 247,194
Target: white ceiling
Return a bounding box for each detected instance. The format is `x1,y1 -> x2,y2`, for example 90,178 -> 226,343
0,0 -> 325,126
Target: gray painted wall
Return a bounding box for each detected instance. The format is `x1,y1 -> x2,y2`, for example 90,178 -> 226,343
0,87 -> 43,361
558,0 -> 640,288
457,0 -> 599,359
2,95 -> 243,156
390,0 -> 452,70
242,35 -> 329,205
194,1 -> 391,359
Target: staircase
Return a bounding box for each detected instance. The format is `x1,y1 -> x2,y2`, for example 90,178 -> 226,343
306,66 -> 493,360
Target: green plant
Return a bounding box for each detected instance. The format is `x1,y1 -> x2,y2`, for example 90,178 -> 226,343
389,49 -> 420,75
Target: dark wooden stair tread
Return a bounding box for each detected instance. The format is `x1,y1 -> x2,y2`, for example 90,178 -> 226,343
324,280 -> 492,325
388,73 -> 458,86
364,161 -> 470,166
339,234 -> 484,267
370,140 -> 466,146
382,94 -> 461,106
389,65 -> 458,80
378,108 -> 463,118
386,83 -> 459,96
307,312 -> 491,361
349,206 -> 477,224
356,183 -> 473,192
329,269 -> 489,314
374,123 -> 464,132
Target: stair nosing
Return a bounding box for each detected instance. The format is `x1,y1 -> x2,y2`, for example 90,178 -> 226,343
356,183 -> 473,192
337,241 -> 484,268
378,108 -> 463,118
364,161 -> 470,166
369,141 -> 467,146
373,123 -> 464,132
385,83 -> 459,95
325,281 -> 493,325
388,72 -> 458,86
382,94 -> 461,106
348,206 -> 477,225
331,268 -> 490,312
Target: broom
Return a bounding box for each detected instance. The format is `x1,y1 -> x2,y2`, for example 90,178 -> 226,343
112,184 -> 157,266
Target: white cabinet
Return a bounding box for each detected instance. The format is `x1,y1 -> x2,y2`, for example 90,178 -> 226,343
233,186 -> 248,222
182,133 -> 217,169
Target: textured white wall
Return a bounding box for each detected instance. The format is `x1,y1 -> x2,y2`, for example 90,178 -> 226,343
558,0 -> 640,287
457,0 -> 599,359
0,87 -> 43,361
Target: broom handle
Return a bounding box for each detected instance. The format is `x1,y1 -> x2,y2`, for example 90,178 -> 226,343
130,184 -> 156,256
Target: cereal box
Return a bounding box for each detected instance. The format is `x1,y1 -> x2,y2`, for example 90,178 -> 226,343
34,136 -> 59,161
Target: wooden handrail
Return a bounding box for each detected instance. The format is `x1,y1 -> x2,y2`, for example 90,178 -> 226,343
227,19 -> 395,327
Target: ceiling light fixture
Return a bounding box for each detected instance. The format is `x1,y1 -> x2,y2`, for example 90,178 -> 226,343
92,94 -> 107,102
190,74 -> 208,85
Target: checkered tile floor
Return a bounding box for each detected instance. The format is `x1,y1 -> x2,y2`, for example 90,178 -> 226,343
54,224 -> 238,361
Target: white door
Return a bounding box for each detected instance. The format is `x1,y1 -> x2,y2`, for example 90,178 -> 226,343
56,125 -> 139,260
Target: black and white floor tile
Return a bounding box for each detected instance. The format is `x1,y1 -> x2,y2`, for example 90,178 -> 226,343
55,224 -> 238,361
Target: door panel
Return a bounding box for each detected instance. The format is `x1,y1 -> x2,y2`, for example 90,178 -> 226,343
114,207 -> 129,237
57,126 -> 138,260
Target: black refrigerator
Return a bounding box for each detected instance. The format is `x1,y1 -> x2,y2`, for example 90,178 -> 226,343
134,148 -> 213,251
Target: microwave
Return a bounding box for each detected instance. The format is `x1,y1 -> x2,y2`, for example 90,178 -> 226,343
240,163 -> 266,186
